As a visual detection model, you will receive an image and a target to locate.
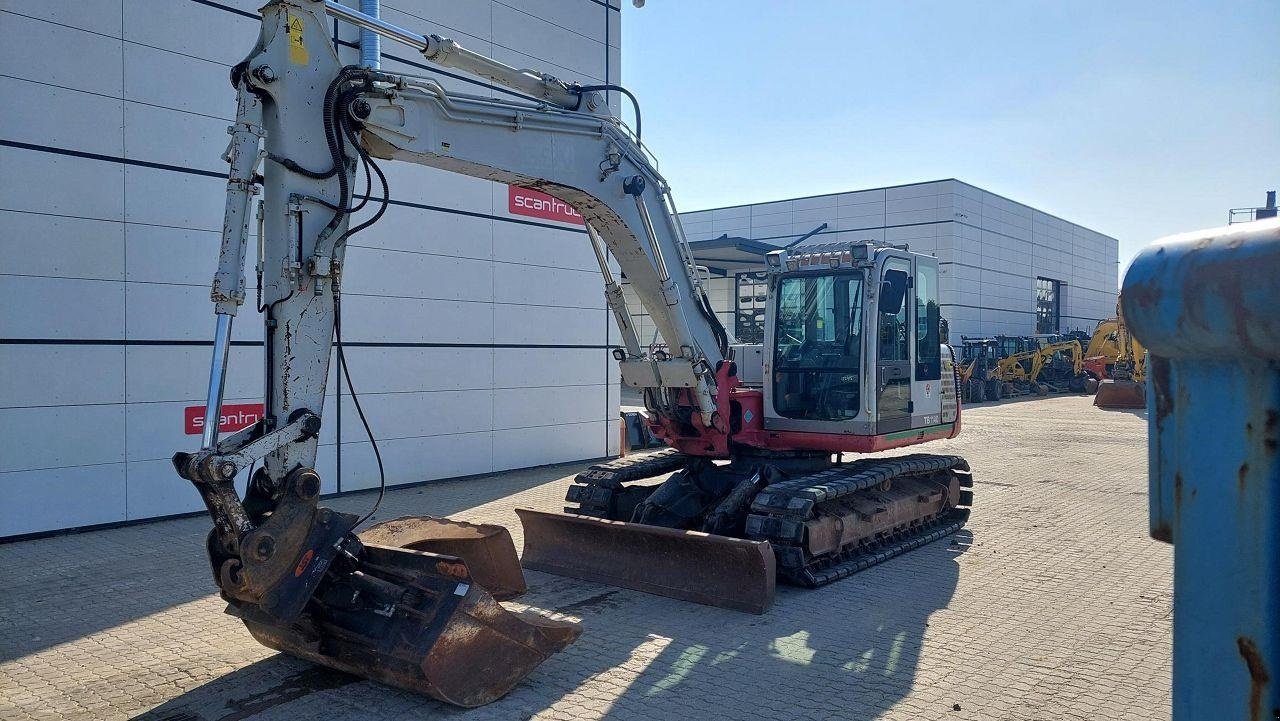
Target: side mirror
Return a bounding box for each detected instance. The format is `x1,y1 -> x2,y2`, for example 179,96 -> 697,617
880,269 -> 909,315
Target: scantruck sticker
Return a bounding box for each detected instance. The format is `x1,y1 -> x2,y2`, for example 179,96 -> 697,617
508,185 -> 584,225
184,403 -> 265,435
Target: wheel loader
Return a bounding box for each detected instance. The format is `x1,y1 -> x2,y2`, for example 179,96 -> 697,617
172,0 -> 975,706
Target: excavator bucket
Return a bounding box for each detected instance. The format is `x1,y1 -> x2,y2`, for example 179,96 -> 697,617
516,507 -> 776,614
1094,379 -> 1147,409
235,542 -> 579,708
359,516 -> 528,600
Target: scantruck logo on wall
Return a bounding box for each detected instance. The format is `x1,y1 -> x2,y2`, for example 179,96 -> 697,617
508,185 -> 584,225
184,403 -> 265,435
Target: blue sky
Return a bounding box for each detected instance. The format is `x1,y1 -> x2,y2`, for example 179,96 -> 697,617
620,1 -> 1278,278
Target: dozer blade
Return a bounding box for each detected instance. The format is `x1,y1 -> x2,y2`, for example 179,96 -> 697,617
516,507 -> 775,614
1094,379 -> 1147,409
234,542 -> 579,708
359,516 -> 527,600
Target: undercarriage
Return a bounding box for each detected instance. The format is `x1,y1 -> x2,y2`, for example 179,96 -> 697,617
519,448 -> 973,612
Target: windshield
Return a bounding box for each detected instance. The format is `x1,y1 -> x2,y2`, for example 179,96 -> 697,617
773,273 -> 864,420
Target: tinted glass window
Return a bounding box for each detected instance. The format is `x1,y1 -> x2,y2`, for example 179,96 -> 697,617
915,263 -> 941,380
773,273 -> 864,420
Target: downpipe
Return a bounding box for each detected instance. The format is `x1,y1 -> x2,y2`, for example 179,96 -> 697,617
359,0 -> 380,69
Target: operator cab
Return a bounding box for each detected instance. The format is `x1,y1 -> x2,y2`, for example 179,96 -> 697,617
761,242 -> 952,441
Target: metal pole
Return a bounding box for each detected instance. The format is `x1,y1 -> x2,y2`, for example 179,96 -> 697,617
323,0 -> 427,52
201,314 -> 234,449
358,0 -> 381,69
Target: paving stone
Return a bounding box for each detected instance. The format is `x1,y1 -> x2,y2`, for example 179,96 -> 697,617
0,395 -> 1170,720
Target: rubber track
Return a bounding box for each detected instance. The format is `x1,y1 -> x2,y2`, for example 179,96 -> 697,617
564,448 -> 691,517
750,453 -> 970,518
785,510 -> 970,587
746,454 -> 974,587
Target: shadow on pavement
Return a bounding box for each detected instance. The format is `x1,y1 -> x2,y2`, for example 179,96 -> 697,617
0,462 -> 583,665
131,530 -> 971,721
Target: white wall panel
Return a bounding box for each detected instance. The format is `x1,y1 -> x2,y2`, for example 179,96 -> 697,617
496,384 -> 603,429
123,166 -> 224,230
0,464 -> 126,536
338,431 -> 493,491
348,204 -> 492,261
501,347 -> 605,388
338,389 -> 494,440
493,420 -> 608,470
0,346 -> 124,408
339,347 -> 494,393
124,224 -> 221,286
122,42 -> 232,119
493,3 -> 603,78
381,1 -> 492,40
0,13 -> 122,95
124,103 -> 228,174
123,0 -> 256,66
495,264 -> 601,308
0,149 -> 124,221
124,458 -> 208,519
339,296 -> 494,344
492,220 -> 595,272
497,305 -> 605,345
124,345 -> 263,404
0,211 -> 125,281
0,404 -> 125,472
343,247 -> 495,302
0,2 -> 122,36
0,76 -> 123,155
0,276 -> 124,340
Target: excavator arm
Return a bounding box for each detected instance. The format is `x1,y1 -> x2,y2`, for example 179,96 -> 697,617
170,0 -> 734,705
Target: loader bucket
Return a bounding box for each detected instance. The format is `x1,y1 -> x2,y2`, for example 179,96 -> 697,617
359,516 -> 527,600
1094,378 -> 1147,409
235,542 -> 579,707
516,507 -> 776,614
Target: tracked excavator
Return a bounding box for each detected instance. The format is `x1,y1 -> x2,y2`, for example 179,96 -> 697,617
173,0 -> 975,707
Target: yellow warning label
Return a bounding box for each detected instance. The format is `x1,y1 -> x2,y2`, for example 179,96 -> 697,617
286,12 -> 308,65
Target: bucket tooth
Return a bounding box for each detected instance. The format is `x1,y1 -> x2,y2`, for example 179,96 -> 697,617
516,507 -> 776,614
359,516 -> 527,600
233,542 -> 579,708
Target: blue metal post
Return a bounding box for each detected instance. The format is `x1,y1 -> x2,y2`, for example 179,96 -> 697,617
359,0 -> 380,69
1123,219 -> 1280,721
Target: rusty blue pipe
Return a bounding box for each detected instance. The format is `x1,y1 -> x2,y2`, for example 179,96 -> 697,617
1123,218 -> 1280,721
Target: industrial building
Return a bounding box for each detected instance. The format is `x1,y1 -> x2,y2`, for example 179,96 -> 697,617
624,180 -> 1119,346
0,5 -> 1118,540
0,0 -> 621,537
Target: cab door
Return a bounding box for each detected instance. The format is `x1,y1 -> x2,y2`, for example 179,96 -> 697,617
875,257 -> 913,433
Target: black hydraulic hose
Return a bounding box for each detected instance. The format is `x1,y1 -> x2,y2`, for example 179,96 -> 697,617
334,292 -> 387,529
337,111 -> 390,242
699,289 -> 730,356
266,153 -> 337,179
575,84 -> 641,142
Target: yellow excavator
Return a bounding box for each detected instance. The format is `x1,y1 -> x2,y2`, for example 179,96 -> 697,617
1091,302 -> 1147,409
993,339 -> 1088,395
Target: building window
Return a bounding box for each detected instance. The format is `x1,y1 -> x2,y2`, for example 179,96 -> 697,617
735,271 -> 768,344
1035,278 -> 1061,335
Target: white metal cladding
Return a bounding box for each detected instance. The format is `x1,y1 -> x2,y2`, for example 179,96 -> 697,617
670,180 -> 1120,343
0,0 -> 624,537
